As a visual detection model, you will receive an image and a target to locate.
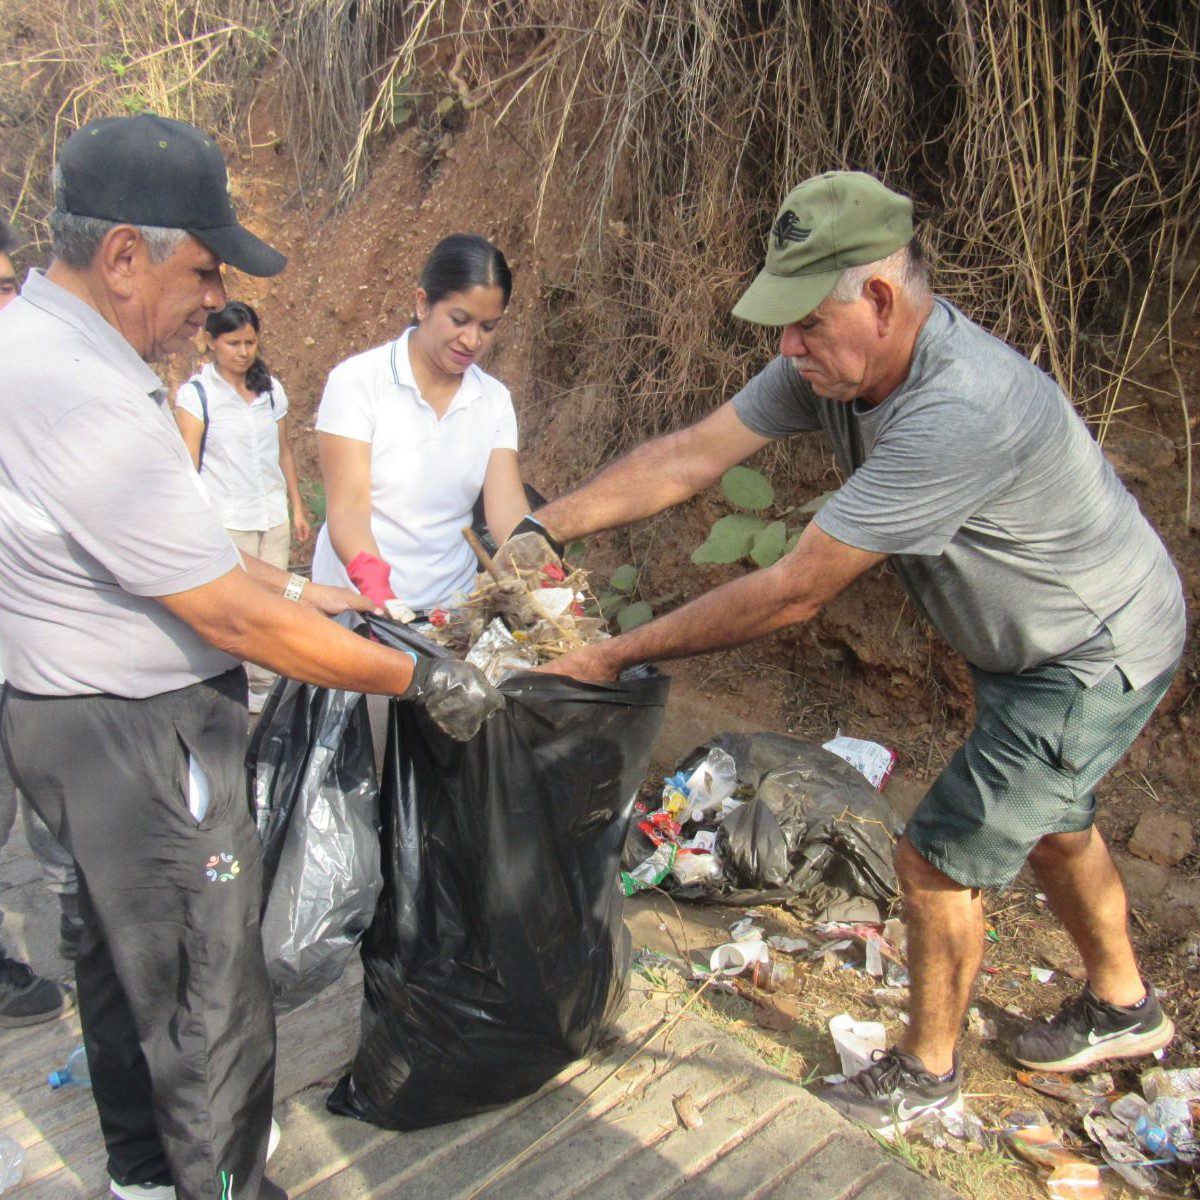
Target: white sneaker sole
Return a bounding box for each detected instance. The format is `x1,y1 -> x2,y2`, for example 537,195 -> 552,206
1013,1016 -> 1175,1072
110,1184 -> 173,1200
109,1118 -> 280,1199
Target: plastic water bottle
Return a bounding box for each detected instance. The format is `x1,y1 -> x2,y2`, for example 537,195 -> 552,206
48,1045 -> 90,1089
0,1135 -> 24,1193
1133,1112 -> 1176,1160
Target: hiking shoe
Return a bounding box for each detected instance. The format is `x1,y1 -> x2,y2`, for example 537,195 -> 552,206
110,1120 -> 280,1199
814,1049 -> 961,1137
0,956 -> 69,1027
1010,984 -> 1174,1071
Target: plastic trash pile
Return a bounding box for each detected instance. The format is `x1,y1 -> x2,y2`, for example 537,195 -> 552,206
392,532 -> 609,683
621,731 -> 901,920
884,1043 -> 1200,1195
620,746 -> 741,894
658,904 -> 1199,1199
1000,1065 -> 1200,1197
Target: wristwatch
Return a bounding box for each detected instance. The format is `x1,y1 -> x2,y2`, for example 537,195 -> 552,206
283,573 -> 307,602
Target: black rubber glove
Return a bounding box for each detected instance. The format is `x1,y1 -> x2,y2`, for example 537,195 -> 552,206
400,654 -> 505,741
508,515 -> 565,560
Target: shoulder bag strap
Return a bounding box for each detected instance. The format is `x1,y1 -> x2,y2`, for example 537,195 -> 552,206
194,380 -> 210,470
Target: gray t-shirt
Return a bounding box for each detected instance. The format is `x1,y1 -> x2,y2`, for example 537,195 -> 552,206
0,271 -> 240,697
733,298 -> 1184,688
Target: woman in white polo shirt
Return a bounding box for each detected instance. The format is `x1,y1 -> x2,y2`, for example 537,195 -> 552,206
311,234 -> 529,612
175,301 -> 311,709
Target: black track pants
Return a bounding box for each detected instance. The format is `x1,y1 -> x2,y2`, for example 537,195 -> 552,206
1,668 -> 275,1200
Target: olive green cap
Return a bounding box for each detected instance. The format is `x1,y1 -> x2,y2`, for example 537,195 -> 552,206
732,171 -> 913,326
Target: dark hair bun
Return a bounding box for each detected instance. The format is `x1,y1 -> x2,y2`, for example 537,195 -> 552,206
420,234 -> 512,308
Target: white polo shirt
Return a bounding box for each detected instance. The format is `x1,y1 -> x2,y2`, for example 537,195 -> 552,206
176,363 -> 290,531
310,328 -> 519,611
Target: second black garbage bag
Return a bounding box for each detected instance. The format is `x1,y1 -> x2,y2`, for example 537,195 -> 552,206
623,731 -> 901,920
248,680 -> 381,1012
329,617 -> 669,1130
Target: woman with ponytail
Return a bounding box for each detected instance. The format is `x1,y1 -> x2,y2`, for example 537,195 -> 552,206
175,300 -> 311,710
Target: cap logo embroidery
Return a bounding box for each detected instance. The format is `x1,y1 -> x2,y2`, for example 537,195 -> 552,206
772,211 -> 811,249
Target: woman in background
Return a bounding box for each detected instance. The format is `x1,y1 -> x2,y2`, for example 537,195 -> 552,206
311,234 -> 528,612
175,300 -> 311,711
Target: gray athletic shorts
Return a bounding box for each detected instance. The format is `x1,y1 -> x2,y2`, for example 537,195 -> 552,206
905,660 -> 1177,888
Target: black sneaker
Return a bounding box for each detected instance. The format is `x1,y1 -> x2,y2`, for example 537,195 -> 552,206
59,912 -> 84,960
1010,984 -> 1174,1071
814,1049 -> 961,1137
0,955 -> 69,1027
59,894 -> 84,961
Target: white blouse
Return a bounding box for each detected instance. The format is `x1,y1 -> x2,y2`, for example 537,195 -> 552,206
176,362 -> 290,531
310,328 -> 519,611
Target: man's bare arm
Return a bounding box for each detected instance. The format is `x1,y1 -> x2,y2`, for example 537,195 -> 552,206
157,567 -> 414,694
534,402 -> 770,542
546,522 -> 885,681
236,550 -> 372,618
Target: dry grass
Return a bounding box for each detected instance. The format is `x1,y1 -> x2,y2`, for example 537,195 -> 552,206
275,0 -> 394,191
4,3 -> 1197,515
0,0 -> 273,246
276,0 -> 1200,514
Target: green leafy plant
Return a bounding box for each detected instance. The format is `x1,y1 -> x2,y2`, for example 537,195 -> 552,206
721,465 -> 774,511
299,477 -> 326,523
387,73 -> 418,127
595,562 -> 654,631
691,467 -> 831,568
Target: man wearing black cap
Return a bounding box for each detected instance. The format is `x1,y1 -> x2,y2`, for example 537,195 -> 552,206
521,171 -> 1183,1135
0,114 -> 502,1200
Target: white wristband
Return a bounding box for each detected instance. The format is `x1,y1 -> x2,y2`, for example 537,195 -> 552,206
283,573 -> 307,602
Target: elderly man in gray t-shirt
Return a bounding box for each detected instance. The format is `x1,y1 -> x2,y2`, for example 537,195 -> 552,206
519,171 -> 1185,1135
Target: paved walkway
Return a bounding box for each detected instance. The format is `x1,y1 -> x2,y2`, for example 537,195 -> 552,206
2,812 -> 960,1200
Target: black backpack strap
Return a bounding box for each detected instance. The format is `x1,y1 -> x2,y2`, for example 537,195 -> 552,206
193,380 -> 210,469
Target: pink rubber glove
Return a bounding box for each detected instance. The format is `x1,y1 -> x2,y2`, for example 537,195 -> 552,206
346,551 -> 396,607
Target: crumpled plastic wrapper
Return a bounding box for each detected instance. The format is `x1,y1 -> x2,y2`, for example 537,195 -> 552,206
465,618 -> 540,684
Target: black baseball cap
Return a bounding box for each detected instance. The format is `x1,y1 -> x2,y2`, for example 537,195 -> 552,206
55,114 -> 286,277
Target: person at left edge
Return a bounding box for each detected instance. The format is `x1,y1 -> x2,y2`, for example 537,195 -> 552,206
0,217 -> 82,1021
0,217 -> 18,308
0,114 -> 502,1200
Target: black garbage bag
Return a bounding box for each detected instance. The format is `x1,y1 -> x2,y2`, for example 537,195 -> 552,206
657,732 -> 901,915
246,680 -> 381,1013
329,616 -> 669,1130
